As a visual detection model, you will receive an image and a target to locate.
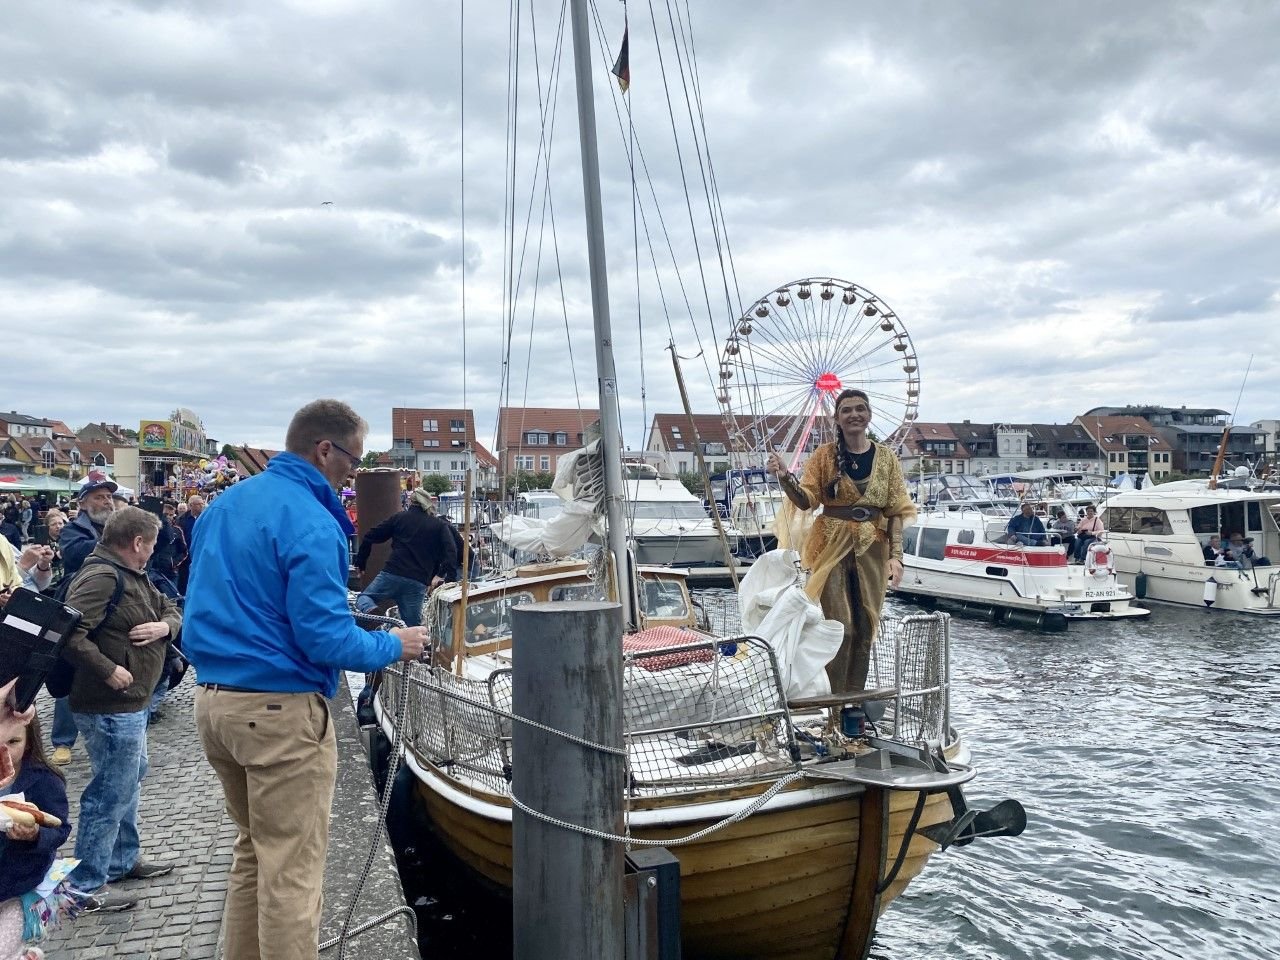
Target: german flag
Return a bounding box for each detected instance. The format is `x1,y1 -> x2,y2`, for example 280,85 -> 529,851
611,24 -> 630,92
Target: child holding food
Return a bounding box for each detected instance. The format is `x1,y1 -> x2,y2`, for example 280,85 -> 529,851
1,714 -> 74,960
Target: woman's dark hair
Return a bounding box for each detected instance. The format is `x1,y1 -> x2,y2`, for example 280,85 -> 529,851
21,714 -> 65,784
827,389 -> 873,498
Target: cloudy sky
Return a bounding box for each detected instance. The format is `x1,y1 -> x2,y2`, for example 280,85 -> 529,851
3,0 -> 1277,454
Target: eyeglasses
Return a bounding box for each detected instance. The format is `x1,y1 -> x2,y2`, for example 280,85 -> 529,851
317,439 -> 362,471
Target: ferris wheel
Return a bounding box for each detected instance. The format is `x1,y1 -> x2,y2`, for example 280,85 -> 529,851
715,277 -> 920,464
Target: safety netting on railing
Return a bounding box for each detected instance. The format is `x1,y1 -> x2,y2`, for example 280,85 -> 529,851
870,613 -> 951,747
378,612 -> 952,799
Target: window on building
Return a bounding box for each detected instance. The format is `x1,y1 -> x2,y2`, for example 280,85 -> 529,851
423,439 -> 440,448
523,431 -> 550,445
539,455 -> 551,472
515,455 -> 535,471
675,442 -> 685,451
42,451 -> 54,469
422,419 -> 438,431
451,460 -> 463,470
671,427 -> 682,438
555,432 -> 567,445
450,419 -> 465,432
93,453 -> 106,466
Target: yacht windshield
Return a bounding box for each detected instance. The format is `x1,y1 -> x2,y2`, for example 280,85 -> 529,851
630,502 -> 710,520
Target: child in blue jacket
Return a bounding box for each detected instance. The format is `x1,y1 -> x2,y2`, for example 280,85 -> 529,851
1,714 -> 73,960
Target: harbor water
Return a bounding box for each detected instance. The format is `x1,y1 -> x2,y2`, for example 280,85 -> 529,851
397,594 -> 1280,959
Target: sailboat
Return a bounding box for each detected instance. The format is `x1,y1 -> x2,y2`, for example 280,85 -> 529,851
370,4 -> 1022,956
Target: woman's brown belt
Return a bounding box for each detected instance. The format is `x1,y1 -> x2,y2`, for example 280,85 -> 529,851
821,504 -> 884,522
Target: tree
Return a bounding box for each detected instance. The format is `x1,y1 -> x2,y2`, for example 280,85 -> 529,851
420,473 -> 454,494
51,467 -> 69,478
360,450 -> 383,468
677,471 -> 705,497
504,471 -> 555,494
220,444 -> 237,460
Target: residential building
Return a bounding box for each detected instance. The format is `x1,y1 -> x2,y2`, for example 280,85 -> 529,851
0,412 -> 56,439
900,421 -> 1103,476
78,422 -> 134,445
494,407 -> 600,477
0,434 -> 84,477
1072,416 -> 1174,480
390,407 -> 501,492
233,445 -> 282,477
1083,405 -> 1267,475
644,413 -> 822,475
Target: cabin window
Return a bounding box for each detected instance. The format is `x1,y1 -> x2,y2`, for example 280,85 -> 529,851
1189,506 -> 1219,534
957,529 -> 975,545
985,567 -> 1008,577
631,502 -> 708,520
550,583 -> 607,602
918,527 -> 948,561
901,526 -> 919,556
643,580 -> 689,620
1107,507 -> 1172,535
1248,502 -> 1263,532
463,591 -> 536,646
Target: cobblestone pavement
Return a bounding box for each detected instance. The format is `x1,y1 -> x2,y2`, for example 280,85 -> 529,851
31,680 -> 418,960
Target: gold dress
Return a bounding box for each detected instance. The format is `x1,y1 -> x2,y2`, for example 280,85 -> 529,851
776,441 -> 915,692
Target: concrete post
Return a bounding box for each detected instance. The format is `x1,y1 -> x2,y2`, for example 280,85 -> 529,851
512,601 -> 625,960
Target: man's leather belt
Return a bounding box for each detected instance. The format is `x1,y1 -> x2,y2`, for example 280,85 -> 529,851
822,504 -> 883,522
198,682 -> 281,694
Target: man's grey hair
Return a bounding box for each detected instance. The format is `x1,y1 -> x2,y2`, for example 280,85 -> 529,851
285,399 -> 369,456
101,506 -> 162,549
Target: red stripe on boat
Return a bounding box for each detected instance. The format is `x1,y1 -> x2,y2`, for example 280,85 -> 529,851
942,545 -> 1067,567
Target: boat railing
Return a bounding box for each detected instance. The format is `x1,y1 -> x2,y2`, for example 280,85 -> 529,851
870,613 -> 952,748
380,611 -> 956,795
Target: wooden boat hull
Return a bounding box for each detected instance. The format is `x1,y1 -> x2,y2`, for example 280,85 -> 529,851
409,759 -> 953,960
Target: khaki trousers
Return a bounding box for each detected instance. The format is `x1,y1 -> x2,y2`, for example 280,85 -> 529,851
195,687 -> 338,960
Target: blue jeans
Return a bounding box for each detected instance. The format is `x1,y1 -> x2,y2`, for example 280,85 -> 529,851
52,697 -> 78,748
357,570 -> 427,627
71,710 -> 150,891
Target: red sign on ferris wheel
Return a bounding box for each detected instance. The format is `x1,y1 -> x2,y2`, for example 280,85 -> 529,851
815,372 -> 842,393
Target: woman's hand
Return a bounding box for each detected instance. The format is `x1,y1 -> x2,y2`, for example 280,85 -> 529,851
887,557 -> 904,589
765,452 -> 786,477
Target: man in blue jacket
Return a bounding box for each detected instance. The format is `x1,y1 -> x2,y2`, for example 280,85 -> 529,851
184,399 -> 426,960
1005,502 -> 1047,546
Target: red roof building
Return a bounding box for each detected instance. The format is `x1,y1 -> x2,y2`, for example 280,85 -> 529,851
391,408 -> 501,491
494,407 -> 600,476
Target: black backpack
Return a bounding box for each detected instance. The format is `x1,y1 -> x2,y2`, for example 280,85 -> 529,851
45,557 -> 126,699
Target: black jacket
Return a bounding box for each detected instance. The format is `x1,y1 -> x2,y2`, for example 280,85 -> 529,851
58,510 -> 104,578
354,506 -> 457,586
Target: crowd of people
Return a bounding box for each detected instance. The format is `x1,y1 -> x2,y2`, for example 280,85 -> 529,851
1,402 -> 431,960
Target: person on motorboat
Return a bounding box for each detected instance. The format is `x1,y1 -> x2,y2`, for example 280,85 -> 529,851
1050,509 -> 1076,557
765,388 -> 915,694
1005,502 -> 1047,546
1223,533 -> 1269,566
1074,504 -> 1104,563
1202,535 -> 1240,568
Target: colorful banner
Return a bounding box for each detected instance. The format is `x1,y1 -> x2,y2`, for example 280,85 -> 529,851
139,410 -> 207,457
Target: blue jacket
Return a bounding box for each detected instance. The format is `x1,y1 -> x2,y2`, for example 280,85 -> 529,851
0,761 -> 72,902
182,452 -> 400,697
58,511 -> 103,579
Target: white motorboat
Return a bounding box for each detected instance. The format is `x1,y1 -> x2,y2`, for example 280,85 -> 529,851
626,463 -> 740,567
894,503 -> 1149,628
1100,479 -> 1280,615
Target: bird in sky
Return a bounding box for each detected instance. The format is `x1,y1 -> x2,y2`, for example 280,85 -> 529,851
320,201 -> 333,206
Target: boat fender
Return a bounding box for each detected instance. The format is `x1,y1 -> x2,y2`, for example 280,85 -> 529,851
1085,543 -> 1114,579
1203,576 -> 1218,607
1134,571 -> 1148,599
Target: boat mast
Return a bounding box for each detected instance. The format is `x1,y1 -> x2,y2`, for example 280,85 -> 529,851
568,0 -> 635,629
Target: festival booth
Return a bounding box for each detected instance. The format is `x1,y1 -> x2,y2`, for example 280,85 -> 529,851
137,409 -> 234,499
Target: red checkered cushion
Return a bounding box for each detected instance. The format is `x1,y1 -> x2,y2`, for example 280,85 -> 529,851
623,626 -> 714,671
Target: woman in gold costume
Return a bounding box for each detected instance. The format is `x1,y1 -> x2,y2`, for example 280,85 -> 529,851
766,389 -> 915,693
